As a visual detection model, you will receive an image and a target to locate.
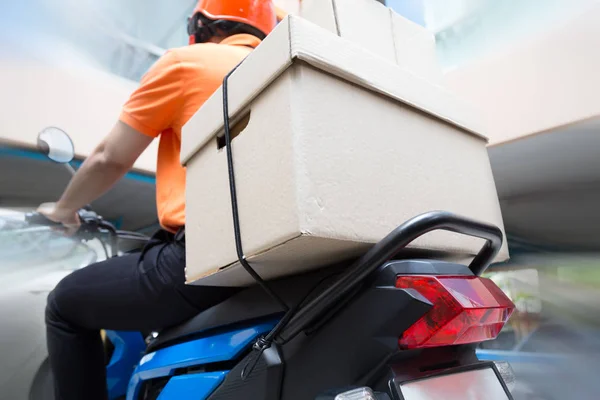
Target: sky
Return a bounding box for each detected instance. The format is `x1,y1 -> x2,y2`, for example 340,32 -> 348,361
387,0 -> 426,26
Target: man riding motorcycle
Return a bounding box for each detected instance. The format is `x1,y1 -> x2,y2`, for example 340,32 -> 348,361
37,1 -> 277,399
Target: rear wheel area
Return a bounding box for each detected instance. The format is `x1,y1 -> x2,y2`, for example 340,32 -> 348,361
29,358 -> 54,400
30,334 -> 124,400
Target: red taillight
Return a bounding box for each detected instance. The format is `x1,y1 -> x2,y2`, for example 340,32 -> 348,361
395,275 -> 515,349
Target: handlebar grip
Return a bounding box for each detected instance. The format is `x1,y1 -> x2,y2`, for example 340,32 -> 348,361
25,212 -> 64,227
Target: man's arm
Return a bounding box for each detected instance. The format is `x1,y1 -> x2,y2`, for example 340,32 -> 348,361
39,121 -> 153,226
39,50 -> 184,227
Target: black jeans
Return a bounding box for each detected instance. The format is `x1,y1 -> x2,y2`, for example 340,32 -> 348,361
45,230 -> 238,400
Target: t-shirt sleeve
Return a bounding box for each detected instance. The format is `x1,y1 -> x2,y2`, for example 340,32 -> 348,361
119,51 -> 184,138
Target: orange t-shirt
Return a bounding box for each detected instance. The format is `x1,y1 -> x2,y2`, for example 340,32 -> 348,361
120,34 -> 260,232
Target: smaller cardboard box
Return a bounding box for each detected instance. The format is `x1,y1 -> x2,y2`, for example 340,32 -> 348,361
181,16 -> 507,286
300,0 -> 443,83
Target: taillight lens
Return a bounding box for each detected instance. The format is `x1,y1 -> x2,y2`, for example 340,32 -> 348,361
396,275 -> 515,349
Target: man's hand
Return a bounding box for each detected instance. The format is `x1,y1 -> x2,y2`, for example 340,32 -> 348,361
37,202 -> 81,234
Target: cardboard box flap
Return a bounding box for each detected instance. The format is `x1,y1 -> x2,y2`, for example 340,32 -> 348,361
181,16 -> 487,165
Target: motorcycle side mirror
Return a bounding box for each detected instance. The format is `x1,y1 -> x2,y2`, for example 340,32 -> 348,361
37,127 -> 75,164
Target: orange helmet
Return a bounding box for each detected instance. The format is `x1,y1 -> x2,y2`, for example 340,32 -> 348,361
191,0 -> 277,40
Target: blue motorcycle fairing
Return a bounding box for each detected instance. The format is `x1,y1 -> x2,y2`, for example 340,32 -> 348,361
126,321 -> 277,400
105,330 -> 147,399
157,372 -> 228,399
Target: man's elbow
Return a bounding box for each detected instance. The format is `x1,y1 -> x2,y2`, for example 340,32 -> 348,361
89,146 -> 134,172
89,121 -> 152,172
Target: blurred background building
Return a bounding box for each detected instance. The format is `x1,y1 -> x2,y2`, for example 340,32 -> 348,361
1,0 -> 599,399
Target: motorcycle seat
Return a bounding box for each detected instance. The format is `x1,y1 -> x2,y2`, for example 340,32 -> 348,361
147,262 -> 347,352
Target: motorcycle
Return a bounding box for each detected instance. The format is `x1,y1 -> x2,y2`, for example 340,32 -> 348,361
27,127 -> 516,400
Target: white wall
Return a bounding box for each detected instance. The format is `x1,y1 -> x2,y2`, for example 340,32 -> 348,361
274,0 -> 301,14
444,1 -> 600,145
0,62 -> 158,172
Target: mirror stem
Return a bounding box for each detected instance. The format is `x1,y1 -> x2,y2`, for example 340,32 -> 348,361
64,163 -> 77,177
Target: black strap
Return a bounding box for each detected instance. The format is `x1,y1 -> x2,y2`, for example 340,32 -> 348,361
221,65 -> 289,312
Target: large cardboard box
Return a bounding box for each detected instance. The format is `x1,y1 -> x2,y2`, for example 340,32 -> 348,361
181,16 -> 507,286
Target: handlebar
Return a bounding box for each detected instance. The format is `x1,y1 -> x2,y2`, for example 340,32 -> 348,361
25,210 -> 113,234
23,212 -> 64,228
24,210 -> 148,258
